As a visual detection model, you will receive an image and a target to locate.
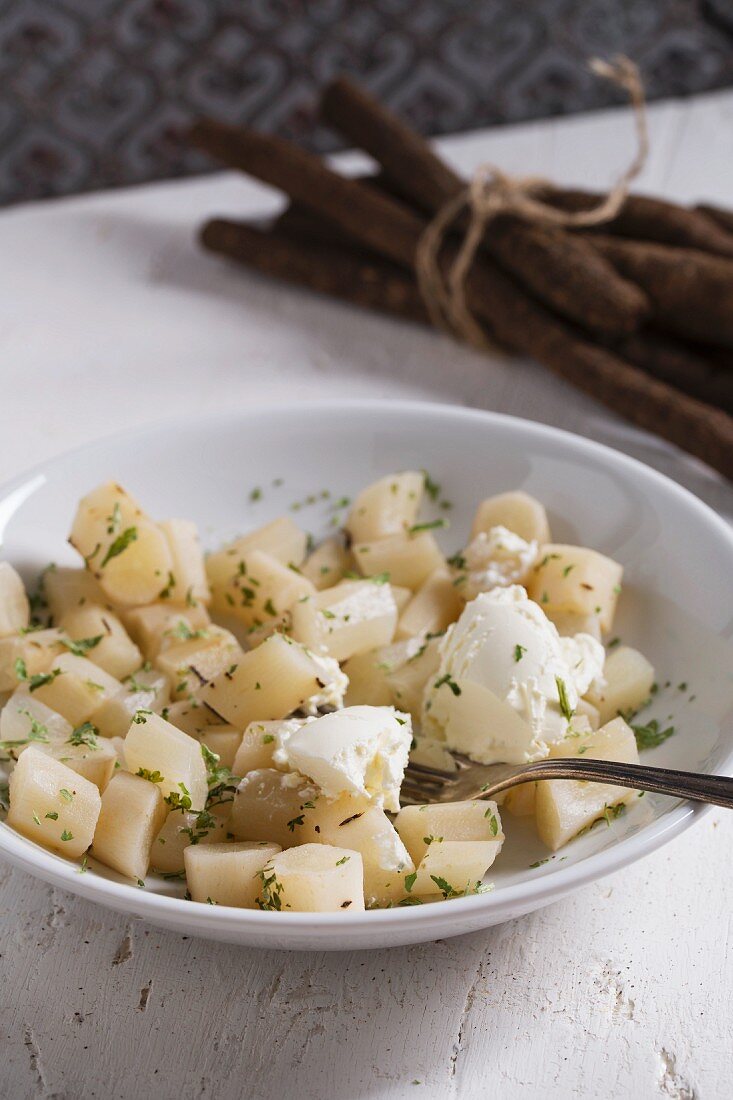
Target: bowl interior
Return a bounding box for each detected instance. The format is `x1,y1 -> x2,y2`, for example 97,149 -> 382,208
2,401 -> 732,933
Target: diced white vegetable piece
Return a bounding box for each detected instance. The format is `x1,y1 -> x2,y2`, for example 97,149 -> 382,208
159,519 -> 210,606
257,843 -> 364,913
58,604 -> 142,680
231,717 -> 307,775
123,711 -> 209,810
27,736 -> 117,792
208,548 -> 315,628
0,628 -> 66,692
385,636 -> 442,722
91,666 -> 170,739
527,544 -> 623,634
585,645 -> 655,724
276,705 -> 411,813
290,580 -> 397,662
152,807 -> 229,873
163,698 -> 221,738
122,603 -> 211,661
155,626 -> 242,698
205,518 -> 309,595
547,610 -> 602,641
69,482 -> 174,607
199,633 -> 337,728
185,841 -> 281,907
43,567 -> 106,620
0,563 -> 30,637
394,800 -> 503,867
300,794 -> 414,906
395,568 -> 463,640
412,839 -> 503,896
342,643 -> 406,707
502,783 -> 537,817
91,771 -> 168,880
352,532 -> 445,591
301,537 -> 353,590
7,746 -> 101,859
471,490 -> 550,545
346,471 -> 424,543
0,690 -> 72,748
31,653 -> 122,728
228,768 -> 318,848
408,736 -> 457,773
535,716 -> 640,851
198,725 -> 242,769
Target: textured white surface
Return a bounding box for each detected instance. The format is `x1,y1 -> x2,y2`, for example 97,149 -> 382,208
2,90 -> 733,1098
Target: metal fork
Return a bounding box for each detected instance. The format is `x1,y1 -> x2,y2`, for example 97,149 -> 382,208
401,754 -> 733,808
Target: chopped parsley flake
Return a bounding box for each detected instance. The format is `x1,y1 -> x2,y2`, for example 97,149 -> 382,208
62,635 -> 104,657
100,526 -> 138,567
514,644 -> 526,662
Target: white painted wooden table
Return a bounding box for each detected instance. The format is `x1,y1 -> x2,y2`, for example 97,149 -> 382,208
2,90 -> 733,1100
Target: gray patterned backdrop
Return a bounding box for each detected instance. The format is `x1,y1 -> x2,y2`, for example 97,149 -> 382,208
1,0 -> 733,206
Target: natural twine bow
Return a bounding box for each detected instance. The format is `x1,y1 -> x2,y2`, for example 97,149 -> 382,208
415,56 -> 649,350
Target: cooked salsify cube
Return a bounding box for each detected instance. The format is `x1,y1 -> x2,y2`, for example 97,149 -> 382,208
547,609 -> 602,641
122,603 -> 211,661
151,805 -> 229,874
352,531 -> 445,591
69,482 -> 174,607
346,471 -> 424,543
58,603 -> 142,680
123,711 -> 209,811
7,746 -> 101,858
0,563 -> 30,637
502,782 -> 537,818
158,519 -> 211,606
527,544 -> 623,634
385,635 -> 442,722
91,771 -> 168,880
31,653 -> 122,728
0,628 -> 67,693
290,579 -> 398,661
199,633 -> 335,728
163,697 -> 222,738
28,735 -> 118,792
471,490 -> 550,545
155,625 -> 242,698
185,841 -> 281,907
300,536 -> 353,590
395,568 -> 463,640
0,690 -> 73,747
228,768 -> 319,848
411,839 -> 503,896
299,794 -> 414,907
43,567 -> 107,621
408,736 -> 457,774
205,517 -> 309,594
394,800 -> 504,867
91,666 -> 170,739
256,843 -> 365,913
198,725 -> 242,770
585,645 -> 655,724
535,716 -> 640,851
343,645 -> 404,707
208,548 -> 315,629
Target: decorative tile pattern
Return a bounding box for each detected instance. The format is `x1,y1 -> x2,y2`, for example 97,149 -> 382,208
1,0 -> 732,205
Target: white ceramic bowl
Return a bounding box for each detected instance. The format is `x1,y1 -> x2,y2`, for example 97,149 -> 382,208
1,401 -> 732,951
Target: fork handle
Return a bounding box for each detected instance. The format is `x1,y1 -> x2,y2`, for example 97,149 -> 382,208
502,758 -> 733,809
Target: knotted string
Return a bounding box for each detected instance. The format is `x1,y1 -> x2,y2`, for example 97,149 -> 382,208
415,56 -> 649,349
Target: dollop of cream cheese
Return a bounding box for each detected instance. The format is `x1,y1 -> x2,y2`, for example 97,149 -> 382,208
275,704 -> 412,812
421,585 -> 604,764
458,525 -> 538,599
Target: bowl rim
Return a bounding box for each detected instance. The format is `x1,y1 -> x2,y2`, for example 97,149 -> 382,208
1,398 -> 731,938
